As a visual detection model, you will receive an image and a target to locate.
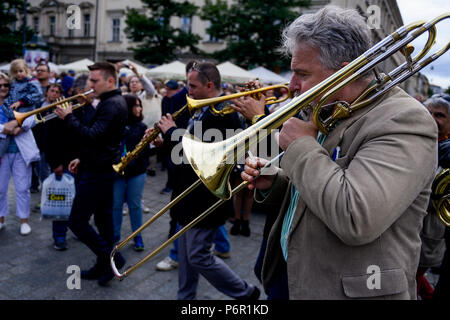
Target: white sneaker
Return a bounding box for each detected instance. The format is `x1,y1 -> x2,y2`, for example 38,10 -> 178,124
143,206 -> 151,214
20,223 -> 31,236
156,256 -> 178,271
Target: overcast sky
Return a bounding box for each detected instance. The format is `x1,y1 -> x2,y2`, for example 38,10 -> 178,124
396,0 -> 450,89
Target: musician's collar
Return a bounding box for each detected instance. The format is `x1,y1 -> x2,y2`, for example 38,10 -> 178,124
99,89 -> 121,101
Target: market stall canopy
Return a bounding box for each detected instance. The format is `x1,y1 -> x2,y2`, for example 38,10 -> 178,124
0,63 -> 11,72
147,60 -> 187,81
216,61 -> 255,84
58,58 -> 95,73
249,66 -> 288,84
118,59 -> 151,78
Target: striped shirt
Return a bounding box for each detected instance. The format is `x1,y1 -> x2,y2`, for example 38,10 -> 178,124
280,131 -> 330,261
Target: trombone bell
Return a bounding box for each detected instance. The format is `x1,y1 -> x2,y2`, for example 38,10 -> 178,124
181,133 -> 236,200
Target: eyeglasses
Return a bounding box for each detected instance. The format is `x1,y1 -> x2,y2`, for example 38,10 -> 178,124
0,83 -> 10,88
189,62 -> 211,83
36,69 -> 48,73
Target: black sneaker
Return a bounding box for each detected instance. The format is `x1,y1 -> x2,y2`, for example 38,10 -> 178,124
160,186 -> 172,194
248,286 -> 260,301
240,220 -> 251,237
97,270 -> 115,287
97,254 -> 126,286
30,187 -> 39,193
230,219 -> 241,235
81,264 -> 103,280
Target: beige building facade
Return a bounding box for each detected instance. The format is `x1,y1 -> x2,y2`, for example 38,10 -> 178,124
22,0 -> 427,96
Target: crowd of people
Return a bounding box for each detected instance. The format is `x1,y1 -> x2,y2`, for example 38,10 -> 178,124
0,5 -> 449,300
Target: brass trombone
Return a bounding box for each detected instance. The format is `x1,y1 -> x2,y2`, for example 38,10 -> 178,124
13,89 -> 94,126
431,168 -> 450,227
111,13 -> 450,279
112,83 -> 290,175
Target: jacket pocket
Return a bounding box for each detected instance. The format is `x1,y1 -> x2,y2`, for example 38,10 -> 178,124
341,268 -> 408,298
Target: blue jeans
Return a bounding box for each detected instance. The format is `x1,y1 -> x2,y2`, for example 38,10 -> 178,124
112,173 -> 146,243
169,223 -> 230,262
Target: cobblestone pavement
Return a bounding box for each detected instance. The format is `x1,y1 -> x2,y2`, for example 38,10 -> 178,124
1,166 -> 268,300
1,165 -> 441,301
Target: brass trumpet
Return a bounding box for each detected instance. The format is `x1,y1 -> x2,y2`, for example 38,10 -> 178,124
111,13 -> 450,279
187,83 -> 291,116
112,83 -> 291,175
13,89 -> 94,126
431,168 -> 450,227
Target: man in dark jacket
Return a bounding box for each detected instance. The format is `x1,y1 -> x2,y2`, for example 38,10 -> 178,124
54,62 -> 127,286
157,62 -> 259,300
425,94 -> 450,300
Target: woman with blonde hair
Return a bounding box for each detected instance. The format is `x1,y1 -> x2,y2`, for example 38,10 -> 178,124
0,63 -> 41,235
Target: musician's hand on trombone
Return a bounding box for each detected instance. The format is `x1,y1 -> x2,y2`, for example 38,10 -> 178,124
278,117 -> 318,151
241,156 -> 276,191
157,113 -> 176,134
68,158 -> 80,175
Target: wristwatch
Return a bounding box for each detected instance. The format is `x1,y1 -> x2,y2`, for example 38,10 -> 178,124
251,114 -> 265,125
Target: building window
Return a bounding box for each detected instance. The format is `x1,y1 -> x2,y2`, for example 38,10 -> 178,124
68,28 -> 74,38
204,21 -> 219,43
111,18 -> 120,42
84,14 -> 90,37
181,16 -> 192,34
33,17 -> 39,33
49,16 -> 55,35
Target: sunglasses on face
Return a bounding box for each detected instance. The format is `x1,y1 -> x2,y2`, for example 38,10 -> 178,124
0,83 -> 10,88
189,62 -> 211,83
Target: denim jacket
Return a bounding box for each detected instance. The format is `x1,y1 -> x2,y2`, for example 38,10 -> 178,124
1,77 -> 42,119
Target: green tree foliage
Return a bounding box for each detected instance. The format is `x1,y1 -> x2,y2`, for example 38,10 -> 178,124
125,0 -> 202,65
200,0 -> 311,71
0,0 -> 29,62
446,86 -> 450,94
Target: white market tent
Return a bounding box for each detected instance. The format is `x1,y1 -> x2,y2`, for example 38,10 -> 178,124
147,60 -> 187,81
58,58 -> 94,73
217,61 -> 255,84
249,66 -> 288,85
0,63 -> 11,73
118,59 -> 151,78
48,62 -> 60,73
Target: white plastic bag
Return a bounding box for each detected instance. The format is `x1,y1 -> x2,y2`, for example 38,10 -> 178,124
40,173 -> 76,220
